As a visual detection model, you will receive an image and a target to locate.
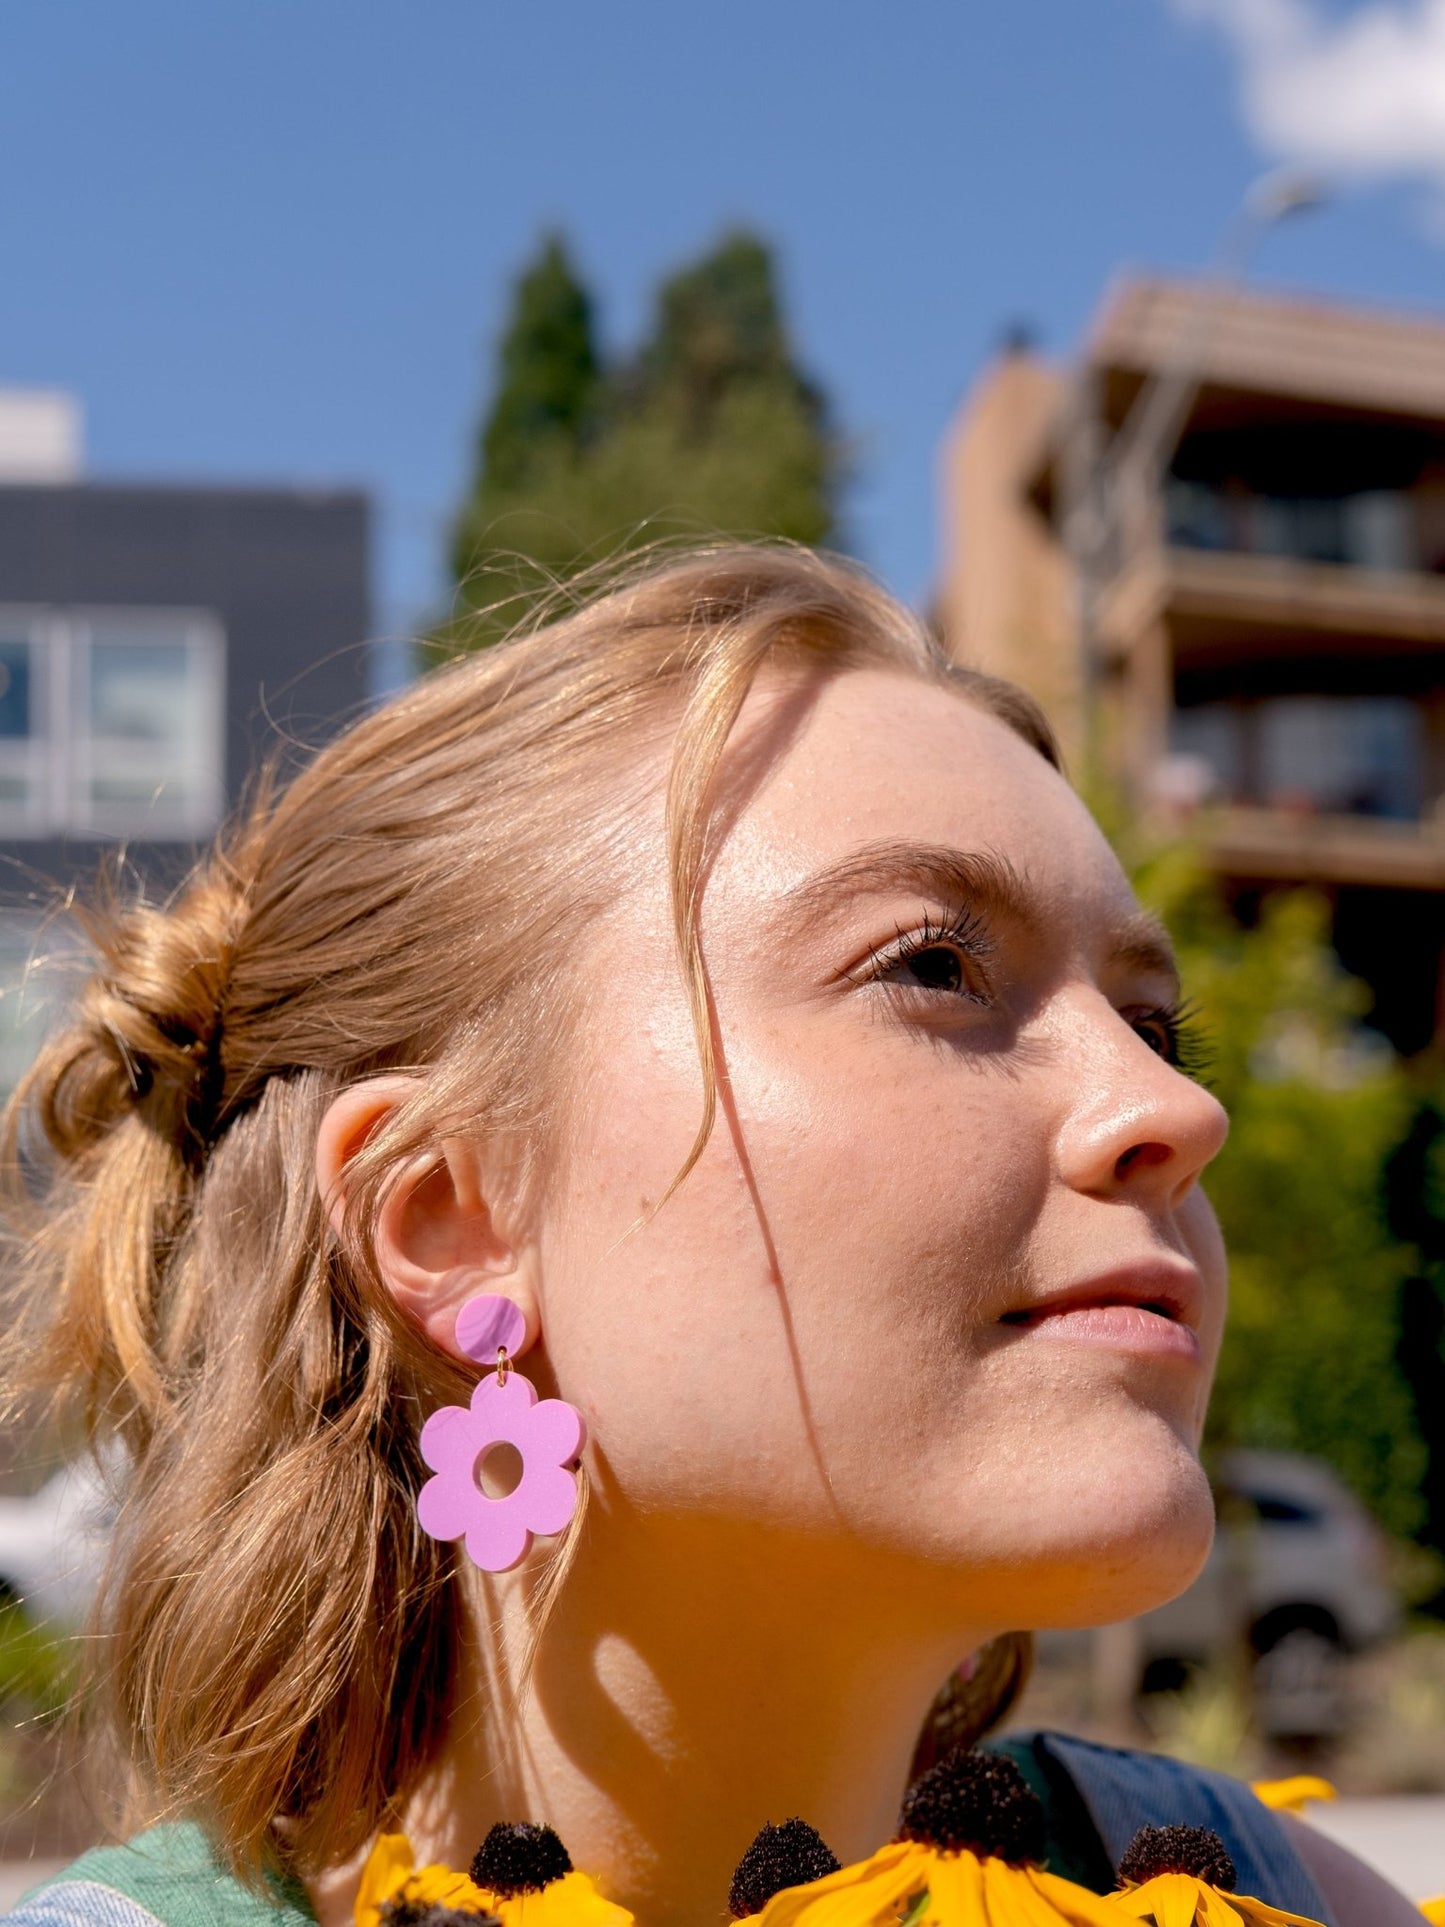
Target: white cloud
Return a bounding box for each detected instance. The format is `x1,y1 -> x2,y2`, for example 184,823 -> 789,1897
1170,0 -> 1445,184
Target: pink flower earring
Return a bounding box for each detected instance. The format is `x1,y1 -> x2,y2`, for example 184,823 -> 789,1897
415,1294 -> 586,1573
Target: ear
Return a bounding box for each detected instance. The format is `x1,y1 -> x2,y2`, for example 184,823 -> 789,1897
314,1075 -> 539,1364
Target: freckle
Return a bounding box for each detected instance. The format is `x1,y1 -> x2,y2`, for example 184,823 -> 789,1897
638,1195 -> 653,1214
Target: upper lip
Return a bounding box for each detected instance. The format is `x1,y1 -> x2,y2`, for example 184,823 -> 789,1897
1001,1260 -> 1206,1334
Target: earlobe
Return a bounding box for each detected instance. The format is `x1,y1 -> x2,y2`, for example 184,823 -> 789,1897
314,1075 -> 539,1364
399,1264 -> 540,1366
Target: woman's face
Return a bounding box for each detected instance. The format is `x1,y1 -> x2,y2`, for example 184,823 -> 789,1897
537,665 -> 1229,1630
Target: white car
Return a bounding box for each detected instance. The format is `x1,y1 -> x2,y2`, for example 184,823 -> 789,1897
1141,1450 -> 1398,1662
0,1457 -> 118,1630
1036,1450 -> 1399,1738
1137,1449 -> 1399,1735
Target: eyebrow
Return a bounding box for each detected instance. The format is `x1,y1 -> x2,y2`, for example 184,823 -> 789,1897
775,838 -> 1181,995
1108,910 -> 1182,998
778,840 -> 1037,932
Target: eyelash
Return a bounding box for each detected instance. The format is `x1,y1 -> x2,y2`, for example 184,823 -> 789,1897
859,913 -> 1214,1081
1130,998 -> 1214,1083
857,908 -> 996,1003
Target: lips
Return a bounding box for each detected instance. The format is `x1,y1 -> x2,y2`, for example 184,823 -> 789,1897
999,1262 -> 1206,1360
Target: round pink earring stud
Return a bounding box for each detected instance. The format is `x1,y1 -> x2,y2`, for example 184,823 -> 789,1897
455,1292 -> 526,1365
415,1292 -> 586,1574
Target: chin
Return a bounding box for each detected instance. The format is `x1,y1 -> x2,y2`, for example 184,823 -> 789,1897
1038,1447 -> 1217,1630
929,1417 -> 1218,1632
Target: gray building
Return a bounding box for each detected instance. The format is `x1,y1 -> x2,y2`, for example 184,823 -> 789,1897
0,402 -> 371,1080
0,481 -> 370,871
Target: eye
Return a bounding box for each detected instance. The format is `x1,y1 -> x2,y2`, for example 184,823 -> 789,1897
1133,1012 -> 1175,1058
1127,999 -> 1212,1081
862,910 -> 994,1003
895,944 -> 968,994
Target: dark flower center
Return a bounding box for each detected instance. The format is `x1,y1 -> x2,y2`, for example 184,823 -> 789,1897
379,1902 -> 498,1927
728,1818 -> 842,1918
469,1822 -> 574,1896
1118,1825 -> 1238,1892
896,1749 -> 1046,1867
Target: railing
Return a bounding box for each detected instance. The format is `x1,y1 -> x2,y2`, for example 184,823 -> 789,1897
1165,481 -> 1432,574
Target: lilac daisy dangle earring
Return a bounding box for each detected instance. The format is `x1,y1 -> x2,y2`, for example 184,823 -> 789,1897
415,1293 -> 586,1573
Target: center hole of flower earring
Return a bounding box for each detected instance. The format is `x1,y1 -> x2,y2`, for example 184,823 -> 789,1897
476,1440 -> 525,1500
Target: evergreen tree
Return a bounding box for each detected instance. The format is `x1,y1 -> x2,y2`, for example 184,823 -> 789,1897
642,231 -> 829,452
449,234 -> 601,597
478,234 -> 600,490
443,229 -> 842,651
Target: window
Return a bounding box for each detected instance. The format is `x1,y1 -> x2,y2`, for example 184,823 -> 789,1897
0,615 -> 48,827
0,608 -> 224,838
1171,695 -> 1425,820
1259,695 -> 1423,820
1165,483 -> 1419,572
1249,1494 -> 1321,1527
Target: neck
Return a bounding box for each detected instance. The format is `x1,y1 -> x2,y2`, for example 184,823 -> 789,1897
420,1517 -> 992,1927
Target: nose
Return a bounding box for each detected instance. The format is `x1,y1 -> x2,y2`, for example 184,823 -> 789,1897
1054,995 -> 1229,1208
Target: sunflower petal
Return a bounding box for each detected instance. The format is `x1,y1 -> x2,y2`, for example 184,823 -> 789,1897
743,1842 -> 933,1927
1108,1872 -> 1328,1927
355,1835 -> 417,1927
483,1871 -> 636,1927
353,1836 -> 494,1927
1249,1779 -> 1336,1815
1022,1867 -> 1130,1926
1113,1872 -> 1212,1927
1215,1889 -> 1335,1926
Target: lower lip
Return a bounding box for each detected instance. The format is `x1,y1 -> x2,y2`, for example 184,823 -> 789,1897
1003,1303 -> 1201,1361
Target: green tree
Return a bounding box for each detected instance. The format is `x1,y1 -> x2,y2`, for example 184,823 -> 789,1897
449,233 -> 602,609
443,229 -> 842,651
473,233 -> 600,495
1384,1106 -> 1445,1565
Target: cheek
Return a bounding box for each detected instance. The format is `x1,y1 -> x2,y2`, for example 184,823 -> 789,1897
535,988 -> 1049,1519
535,997 -> 818,1511
548,1008 -> 1053,1522
727,1022 -> 1048,1339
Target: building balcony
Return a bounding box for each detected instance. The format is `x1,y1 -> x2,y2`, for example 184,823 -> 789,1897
1199,803 -> 1445,892
1101,546 -> 1445,672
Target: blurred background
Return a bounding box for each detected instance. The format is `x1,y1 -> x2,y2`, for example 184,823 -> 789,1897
4,0 -> 1445,1890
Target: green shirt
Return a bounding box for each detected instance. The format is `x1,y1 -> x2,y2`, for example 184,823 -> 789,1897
15,1824 -> 314,1927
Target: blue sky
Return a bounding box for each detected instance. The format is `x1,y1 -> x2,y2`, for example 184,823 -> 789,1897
2,0 -> 1443,640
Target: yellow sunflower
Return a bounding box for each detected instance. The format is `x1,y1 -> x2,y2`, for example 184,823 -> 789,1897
354,1834 -> 493,1927
1107,1825 -> 1325,1927
731,1745 -> 1127,1927
472,1871 -> 635,1927
1108,1873 -> 1326,1927
740,1836 -> 1122,1927
1247,1780 -> 1336,1816
353,1832 -> 635,1927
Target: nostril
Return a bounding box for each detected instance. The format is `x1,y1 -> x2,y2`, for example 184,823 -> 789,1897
1115,1141 -> 1172,1181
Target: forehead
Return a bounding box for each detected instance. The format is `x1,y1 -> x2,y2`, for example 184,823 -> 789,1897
708,665 -> 1133,923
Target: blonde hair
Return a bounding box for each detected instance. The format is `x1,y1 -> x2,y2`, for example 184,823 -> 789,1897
2,544 -> 1057,1880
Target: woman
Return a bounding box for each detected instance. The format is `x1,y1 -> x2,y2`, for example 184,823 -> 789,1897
1,546 -> 1420,1927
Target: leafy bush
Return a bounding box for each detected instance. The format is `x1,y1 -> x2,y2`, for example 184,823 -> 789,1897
0,1604 -> 75,1720
1131,842 -> 1430,1540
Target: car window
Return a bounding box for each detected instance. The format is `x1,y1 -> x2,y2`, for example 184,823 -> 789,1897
1246,1492 -> 1322,1525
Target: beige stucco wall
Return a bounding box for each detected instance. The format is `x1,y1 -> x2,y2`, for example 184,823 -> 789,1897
935,351 -> 1083,763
